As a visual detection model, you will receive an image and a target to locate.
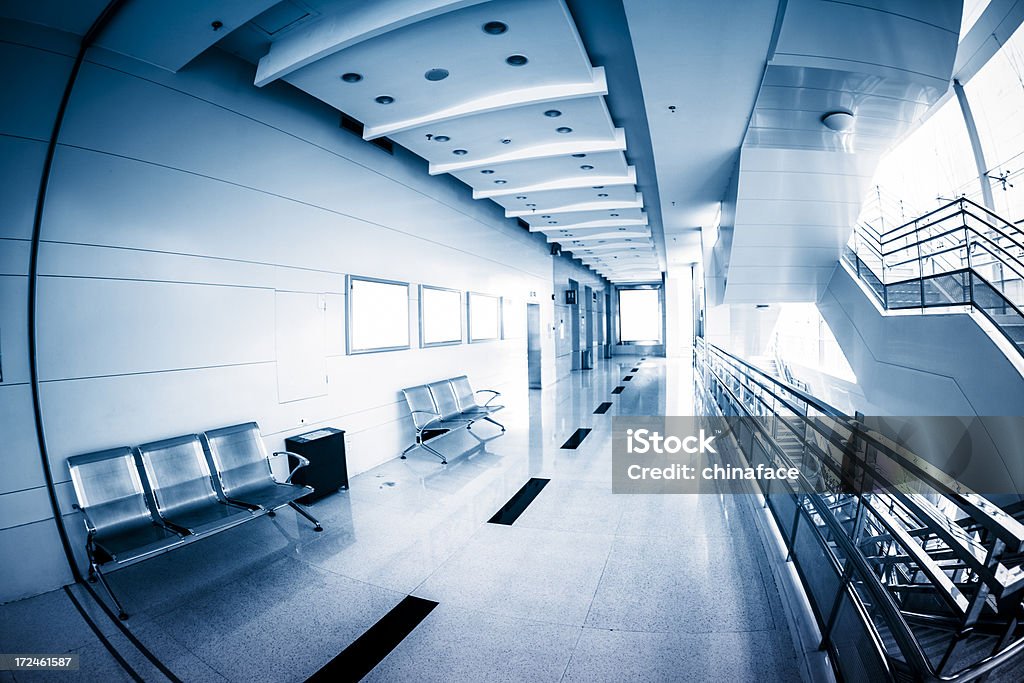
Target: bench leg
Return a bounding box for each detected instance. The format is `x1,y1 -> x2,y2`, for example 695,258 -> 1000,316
288,501 -> 323,531
91,562 -> 129,620
400,442 -> 418,459
421,442 -> 447,465
483,416 -> 506,432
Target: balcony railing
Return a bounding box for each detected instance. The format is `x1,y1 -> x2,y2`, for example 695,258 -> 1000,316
695,337 -> 1024,682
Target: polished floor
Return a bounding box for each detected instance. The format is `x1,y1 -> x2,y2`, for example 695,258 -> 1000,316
0,357 -> 807,682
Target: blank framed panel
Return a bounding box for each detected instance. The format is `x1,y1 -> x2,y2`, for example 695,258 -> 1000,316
468,292 -> 501,343
275,291 -> 327,403
420,285 -> 462,347
618,288 -> 662,343
347,276 -> 410,353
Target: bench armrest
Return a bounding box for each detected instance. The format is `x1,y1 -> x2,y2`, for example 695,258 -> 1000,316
72,503 -> 97,536
476,389 -> 501,407
273,451 -> 309,484
410,410 -> 443,431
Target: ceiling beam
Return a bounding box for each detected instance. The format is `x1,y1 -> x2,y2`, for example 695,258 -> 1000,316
429,129 -> 626,174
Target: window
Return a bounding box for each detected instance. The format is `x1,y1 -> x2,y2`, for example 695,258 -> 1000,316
619,288 -> 662,343
419,285 -> 462,347
468,292 -> 501,342
347,276 -> 410,353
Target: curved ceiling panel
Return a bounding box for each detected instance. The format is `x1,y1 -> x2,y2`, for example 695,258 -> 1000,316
250,0 -> 660,282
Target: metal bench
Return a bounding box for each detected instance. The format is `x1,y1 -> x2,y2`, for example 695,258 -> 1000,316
201,422 -> 322,531
68,447 -> 186,620
401,376 -> 504,464
68,427 -> 324,619
136,434 -> 255,537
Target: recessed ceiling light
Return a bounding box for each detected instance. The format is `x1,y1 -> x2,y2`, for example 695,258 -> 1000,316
556,127 -> 573,134
453,149 -> 468,155
494,180 -> 507,184
618,227 -> 626,231
341,72 -> 362,83
515,195 -> 527,200
433,135 -> 450,142
544,109 -> 562,117
541,215 -> 551,218
572,153 -> 586,158
580,164 -> 594,170
593,186 -> 604,189
526,203 -> 536,207
481,169 -> 495,174
425,68 -> 450,81
598,193 -> 608,197
506,54 -> 528,66
375,95 -> 394,104
500,138 -> 512,145
548,221 -> 558,224
610,213 -> 619,217
483,21 -> 508,34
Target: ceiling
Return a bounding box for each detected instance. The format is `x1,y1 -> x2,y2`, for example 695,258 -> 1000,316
240,0 -> 662,283
2,0 -> 975,295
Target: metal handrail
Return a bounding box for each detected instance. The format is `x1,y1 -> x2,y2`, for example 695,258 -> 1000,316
695,337 -> 1024,682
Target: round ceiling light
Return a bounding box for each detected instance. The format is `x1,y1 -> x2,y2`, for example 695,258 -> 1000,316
526,203 -> 536,207
544,109 -> 562,117
452,149 -> 468,155
433,135 -> 450,142
580,164 -> 594,170
481,169 -> 495,174
598,193 -> 608,197
494,180 -> 507,184
424,68 -> 450,81
515,195 -> 527,200
483,21 -> 508,34
506,54 -> 529,66
821,110 -> 855,132
610,213 -> 619,217
541,215 -> 551,219
341,72 -> 362,83
593,186 -> 604,189
375,95 -> 394,104
572,153 -> 586,158
501,138 -> 512,144
556,127 -> 573,134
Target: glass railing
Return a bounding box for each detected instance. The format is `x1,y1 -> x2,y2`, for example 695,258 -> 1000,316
694,337 -> 1024,682
845,198 -> 1024,359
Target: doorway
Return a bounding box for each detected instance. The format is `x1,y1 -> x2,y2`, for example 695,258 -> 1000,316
527,302 -> 542,389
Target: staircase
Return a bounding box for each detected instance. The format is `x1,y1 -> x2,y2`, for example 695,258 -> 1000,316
846,197 -> 1024,360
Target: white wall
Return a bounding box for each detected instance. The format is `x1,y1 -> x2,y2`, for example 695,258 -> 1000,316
0,21 -> 563,601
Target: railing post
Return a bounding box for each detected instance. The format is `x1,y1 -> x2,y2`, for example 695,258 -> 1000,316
916,218 -> 926,307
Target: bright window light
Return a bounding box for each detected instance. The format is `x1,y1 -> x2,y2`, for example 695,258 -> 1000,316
619,288 -> 661,343
420,286 -> 462,346
348,277 -> 410,353
469,292 -> 501,342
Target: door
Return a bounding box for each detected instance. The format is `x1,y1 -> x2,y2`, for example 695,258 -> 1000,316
583,285 -> 594,369
527,303 -> 542,389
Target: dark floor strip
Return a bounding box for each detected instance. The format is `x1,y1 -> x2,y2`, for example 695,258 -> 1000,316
488,478 -> 551,525
594,402 -> 613,414
631,367 -> 639,372
306,595 -> 438,682
80,581 -> 184,683
612,386 -> 625,394
623,375 -> 634,381
560,428 -> 592,449
64,586 -> 144,683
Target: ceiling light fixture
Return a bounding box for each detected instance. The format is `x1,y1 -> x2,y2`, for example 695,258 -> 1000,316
544,109 -> 562,117
821,110 -> 855,132
453,149 -> 468,155
433,135 -> 450,142
481,169 -> 495,174
541,215 -> 551,218
483,21 -> 508,34
556,127 -> 573,134
580,164 -> 594,170
516,195 -> 527,200
506,54 -> 528,66
375,95 -> 394,104
341,72 -> 362,83
425,68 -> 450,81
598,193 -> 608,197
501,138 -> 512,144
494,180 -> 507,184
572,153 -> 586,158
610,213 -> 619,217
593,186 -> 604,189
